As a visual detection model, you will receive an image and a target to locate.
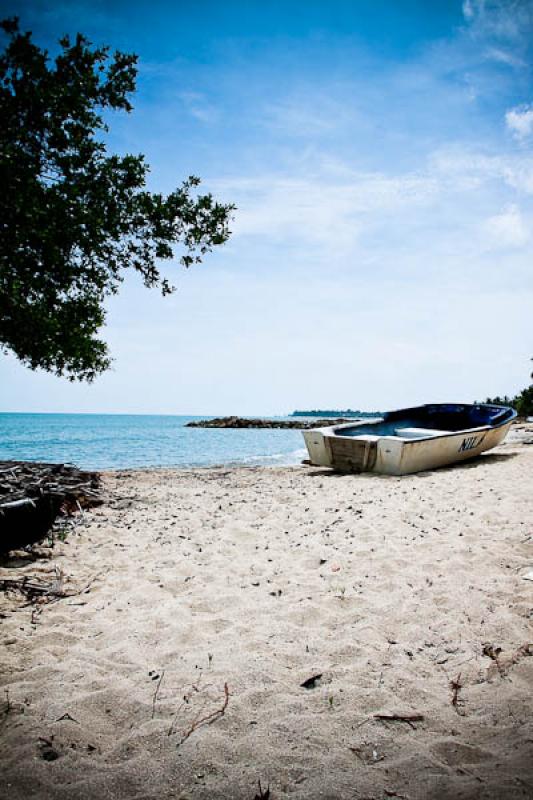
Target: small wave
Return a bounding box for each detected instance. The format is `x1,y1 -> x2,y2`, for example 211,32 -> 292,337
225,448 -> 308,467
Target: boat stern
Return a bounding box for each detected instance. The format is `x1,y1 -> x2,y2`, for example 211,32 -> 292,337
302,428 -> 333,467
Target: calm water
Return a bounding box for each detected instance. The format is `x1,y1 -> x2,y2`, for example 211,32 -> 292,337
0,413 -> 308,470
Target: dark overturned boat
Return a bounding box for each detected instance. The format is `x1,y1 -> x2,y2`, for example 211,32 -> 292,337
302,403 -> 517,475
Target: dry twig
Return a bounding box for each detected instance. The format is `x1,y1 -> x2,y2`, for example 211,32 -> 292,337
151,670 -> 165,719
505,643 -> 533,672
167,675 -> 204,736
55,712 -> 79,724
176,682 -> 230,746
482,643 -> 503,675
450,672 -> 463,713
374,713 -> 424,729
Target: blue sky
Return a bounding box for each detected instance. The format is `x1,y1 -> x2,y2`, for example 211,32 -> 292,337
1,0 -> 532,413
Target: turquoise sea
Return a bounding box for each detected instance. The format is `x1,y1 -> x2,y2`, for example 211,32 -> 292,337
0,413 -> 308,470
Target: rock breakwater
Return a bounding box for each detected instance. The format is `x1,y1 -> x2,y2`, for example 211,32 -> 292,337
186,416 -> 352,429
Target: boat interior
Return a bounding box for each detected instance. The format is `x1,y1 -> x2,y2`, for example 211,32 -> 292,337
336,404 -> 515,440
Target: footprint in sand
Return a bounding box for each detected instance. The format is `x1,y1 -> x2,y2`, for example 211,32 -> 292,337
431,739 -> 492,766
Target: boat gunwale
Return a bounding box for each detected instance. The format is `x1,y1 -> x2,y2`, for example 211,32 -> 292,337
310,404 -> 517,443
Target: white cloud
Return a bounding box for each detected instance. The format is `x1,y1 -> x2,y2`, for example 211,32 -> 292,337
462,0 -> 533,74
484,46 -> 525,68
429,147 -> 533,194
482,203 -> 530,248
178,91 -> 217,123
463,0 -> 532,42
462,0 -> 476,21
262,94 -> 371,139
505,104 -> 533,140
264,102 -> 338,135
203,136 -> 533,275
212,170 -> 438,257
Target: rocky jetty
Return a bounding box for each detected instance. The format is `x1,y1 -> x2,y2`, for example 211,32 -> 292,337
186,416 -> 353,430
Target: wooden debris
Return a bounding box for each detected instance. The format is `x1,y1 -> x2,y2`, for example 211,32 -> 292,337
0,460 -> 102,553
508,643 -> 533,666
39,743 -> 60,761
0,576 -> 66,599
176,682 -> 230,747
254,780 -> 271,799
168,675 -> 204,737
0,570 -> 101,604
374,713 -> 424,729
450,672 -> 463,713
55,712 -> 80,724
482,642 -> 504,675
300,673 -> 323,689
152,670 -> 165,719
483,642 -> 533,678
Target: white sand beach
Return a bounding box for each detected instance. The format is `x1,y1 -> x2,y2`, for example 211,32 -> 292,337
1,426 -> 533,800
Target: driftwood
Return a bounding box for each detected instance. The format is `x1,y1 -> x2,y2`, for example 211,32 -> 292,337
374,713 -> 425,729
0,461 -> 102,554
0,577 -> 66,598
0,570 -> 101,603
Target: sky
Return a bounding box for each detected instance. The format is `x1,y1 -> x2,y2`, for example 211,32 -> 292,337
1,0 -> 532,414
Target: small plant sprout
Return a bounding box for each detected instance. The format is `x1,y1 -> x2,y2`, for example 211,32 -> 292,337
56,527 -> 69,543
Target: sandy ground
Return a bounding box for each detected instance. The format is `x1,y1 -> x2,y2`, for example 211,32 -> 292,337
1,425 -> 533,800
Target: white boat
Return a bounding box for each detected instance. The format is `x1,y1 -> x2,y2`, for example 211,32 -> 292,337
302,403 -> 517,475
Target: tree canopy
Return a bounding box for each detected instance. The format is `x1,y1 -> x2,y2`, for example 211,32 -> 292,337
484,359 -> 533,417
0,18 -> 234,381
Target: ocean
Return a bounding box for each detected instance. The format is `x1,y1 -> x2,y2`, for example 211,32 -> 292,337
0,413 -> 308,470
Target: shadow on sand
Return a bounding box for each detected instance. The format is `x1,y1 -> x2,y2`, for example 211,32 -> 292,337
303,449 -> 520,479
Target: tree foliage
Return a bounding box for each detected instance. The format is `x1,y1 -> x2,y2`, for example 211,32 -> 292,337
484,360 -> 533,417
0,18 -> 234,380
